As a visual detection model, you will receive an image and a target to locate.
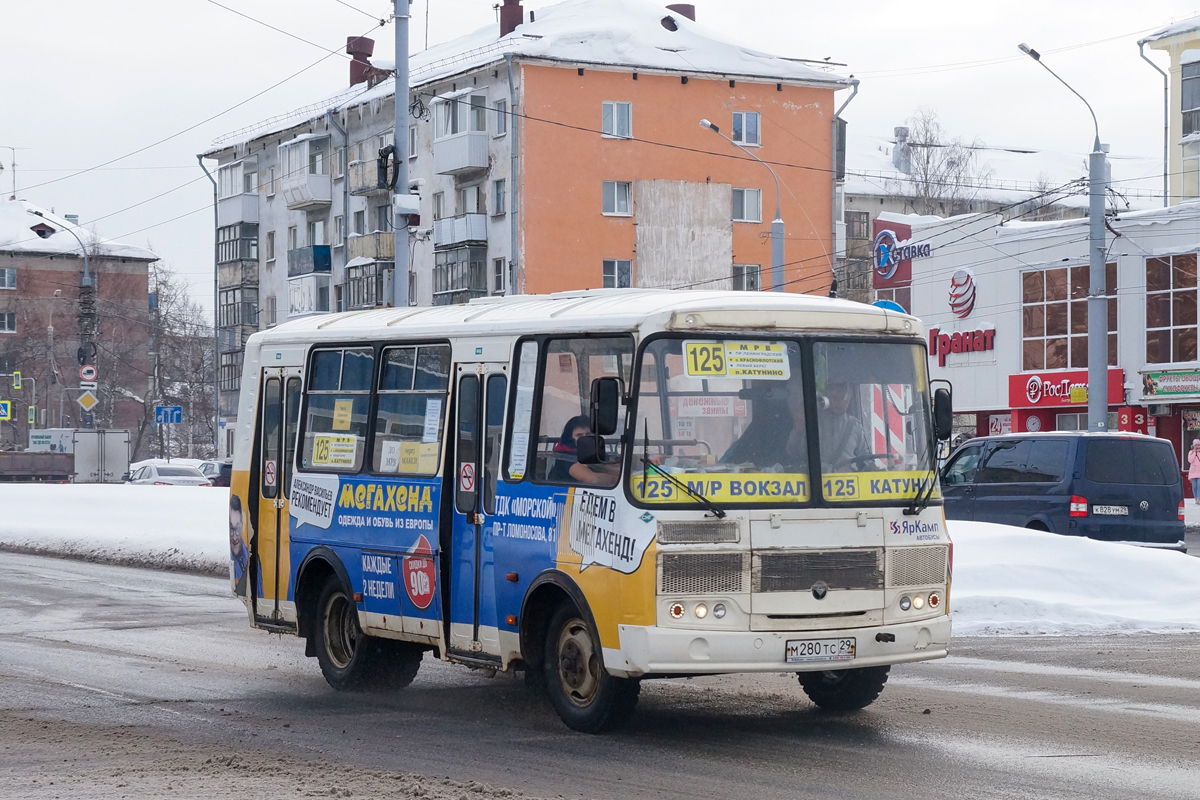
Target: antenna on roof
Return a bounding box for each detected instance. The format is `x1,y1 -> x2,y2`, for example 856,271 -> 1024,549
0,145 -> 30,200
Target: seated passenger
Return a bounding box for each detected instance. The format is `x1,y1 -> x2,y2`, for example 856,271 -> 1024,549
548,416 -> 617,485
818,382 -> 873,472
720,398 -> 791,467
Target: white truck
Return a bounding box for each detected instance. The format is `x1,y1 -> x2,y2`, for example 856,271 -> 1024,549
26,428 -> 130,483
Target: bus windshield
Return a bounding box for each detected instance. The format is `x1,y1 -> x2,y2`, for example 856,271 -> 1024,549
629,336 -> 936,506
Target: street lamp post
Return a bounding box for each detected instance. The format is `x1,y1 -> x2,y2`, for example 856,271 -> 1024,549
700,119 -> 784,291
1018,44 -> 1109,432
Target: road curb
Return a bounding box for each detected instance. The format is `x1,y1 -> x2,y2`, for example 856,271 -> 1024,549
0,543 -> 226,578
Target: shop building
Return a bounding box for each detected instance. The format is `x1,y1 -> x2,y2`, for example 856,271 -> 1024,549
872,202 -> 1200,486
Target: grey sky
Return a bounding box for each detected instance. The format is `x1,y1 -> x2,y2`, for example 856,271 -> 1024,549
1,0 -> 1194,312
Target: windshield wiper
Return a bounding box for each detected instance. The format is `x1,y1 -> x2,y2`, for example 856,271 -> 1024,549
904,450 -> 939,516
641,424 -> 726,519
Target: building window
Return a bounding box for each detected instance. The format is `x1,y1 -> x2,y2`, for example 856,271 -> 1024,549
1184,62 -> 1200,136
603,259 -> 632,288
307,219 -> 325,247
875,287 -> 911,314
732,111 -> 761,146
492,179 -> 506,215
266,231 -> 275,261
432,192 -> 445,221
493,258 -> 506,294
494,99 -> 507,136
602,101 -> 632,138
217,162 -> 244,199
0,312 -> 14,333
732,264 -> 761,291
1056,411 -> 1119,432
333,216 -> 343,246
845,209 -> 870,240
0,268 -> 15,289
217,223 -> 259,264
732,188 -> 762,222
433,246 -> 487,305
333,148 -> 345,179
267,167 -> 276,197
1146,254 -> 1197,364
409,125 -> 417,158
434,95 -> 487,139
287,226 -> 298,251
602,180 -> 632,216
353,210 -> 365,236
457,185 -> 482,215
265,295 -> 277,327
219,351 -> 243,392
1022,264 -> 1117,370
346,260 -> 386,309
375,204 -> 391,232
219,287 -> 259,328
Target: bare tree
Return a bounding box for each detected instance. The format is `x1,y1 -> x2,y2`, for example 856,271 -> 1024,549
890,108 -> 992,216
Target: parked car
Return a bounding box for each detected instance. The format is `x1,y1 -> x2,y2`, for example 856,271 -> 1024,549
198,460 -> 233,487
125,463 -> 212,487
941,432 -> 1186,551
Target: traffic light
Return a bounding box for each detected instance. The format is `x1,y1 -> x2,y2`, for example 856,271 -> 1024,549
11,370 -> 20,390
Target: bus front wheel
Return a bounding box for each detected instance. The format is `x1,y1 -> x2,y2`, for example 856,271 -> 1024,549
313,576 -> 422,691
797,665 -> 890,711
543,604 -> 639,733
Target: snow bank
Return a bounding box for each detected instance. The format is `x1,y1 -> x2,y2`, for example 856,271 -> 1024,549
0,484 -> 227,575
949,520 -> 1200,635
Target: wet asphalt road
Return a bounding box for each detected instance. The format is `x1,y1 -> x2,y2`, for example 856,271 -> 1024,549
3,552 -> 1200,800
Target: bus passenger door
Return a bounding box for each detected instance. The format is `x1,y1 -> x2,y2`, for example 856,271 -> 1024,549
448,364 -> 507,660
253,367 -> 302,626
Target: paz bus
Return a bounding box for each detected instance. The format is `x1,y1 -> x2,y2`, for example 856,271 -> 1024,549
228,289 -> 954,732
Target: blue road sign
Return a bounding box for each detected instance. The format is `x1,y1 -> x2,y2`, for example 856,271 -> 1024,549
155,405 -> 183,424
0,401 -> 10,421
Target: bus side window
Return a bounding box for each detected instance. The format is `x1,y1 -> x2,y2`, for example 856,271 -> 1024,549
300,347 -> 374,473
533,336 -> 633,486
283,377 -> 301,497
504,340 -> 538,481
483,374 -> 507,514
261,377 -> 281,499
456,375 -> 480,513
373,344 -> 451,475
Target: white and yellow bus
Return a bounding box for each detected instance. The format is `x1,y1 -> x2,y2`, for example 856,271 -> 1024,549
229,289 -> 954,732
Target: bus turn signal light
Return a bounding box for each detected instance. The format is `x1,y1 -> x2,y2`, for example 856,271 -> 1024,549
1070,496 -> 1088,517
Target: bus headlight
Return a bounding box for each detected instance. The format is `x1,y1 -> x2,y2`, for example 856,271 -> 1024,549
912,595 -> 926,610
713,603 -> 726,619
899,596 -> 912,611
694,603 -> 708,619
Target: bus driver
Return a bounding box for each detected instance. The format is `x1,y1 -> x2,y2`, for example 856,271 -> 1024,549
818,382 -> 873,472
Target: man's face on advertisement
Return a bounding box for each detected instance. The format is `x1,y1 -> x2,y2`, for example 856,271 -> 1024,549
229,504 -> 244,555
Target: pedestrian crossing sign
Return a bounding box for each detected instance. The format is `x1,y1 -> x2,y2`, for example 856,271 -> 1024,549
28,406 -> 35,425
0,401 -> 10,421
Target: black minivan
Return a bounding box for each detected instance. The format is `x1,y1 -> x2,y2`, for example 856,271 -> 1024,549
941,433 -> 1186,551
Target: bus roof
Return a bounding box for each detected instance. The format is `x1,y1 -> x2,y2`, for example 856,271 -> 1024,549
250,290 -> 921,348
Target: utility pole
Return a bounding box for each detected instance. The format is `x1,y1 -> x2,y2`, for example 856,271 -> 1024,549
1020,44 -> 1108,431
391,0 -> 412,308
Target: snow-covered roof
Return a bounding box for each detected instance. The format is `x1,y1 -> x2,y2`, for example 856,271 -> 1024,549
209,0 -> 846,152
846,134 -> 1163,211
0,199 -> 158,261
1142,16 -> 1200,44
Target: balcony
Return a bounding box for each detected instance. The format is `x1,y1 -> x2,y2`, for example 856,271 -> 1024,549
347,159 -> 389,197
279,134 -> 333,210
288,273 -> 331,319
347,231 -> 395,261
287,245 -> 332,278
216,193 -> 259,226
433,213 -> 487,249
433,130 -> 489,176
344,259 -> 393,310
218,260 -> 258,290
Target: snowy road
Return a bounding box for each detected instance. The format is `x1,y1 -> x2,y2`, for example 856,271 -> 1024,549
3,553 -> 1200,800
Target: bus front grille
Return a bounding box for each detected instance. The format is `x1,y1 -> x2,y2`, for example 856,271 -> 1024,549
887,546 -> 948,587
658,552 -> 747,594
657,520 -> 740,544
753,549 -> 883,593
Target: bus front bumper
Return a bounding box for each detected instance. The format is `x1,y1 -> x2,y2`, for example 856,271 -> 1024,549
609,615 -> 951,678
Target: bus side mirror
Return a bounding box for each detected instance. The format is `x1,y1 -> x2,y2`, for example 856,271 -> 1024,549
590,377 -> 621,437
933,387 -> 953,442
577,434 -> 607,465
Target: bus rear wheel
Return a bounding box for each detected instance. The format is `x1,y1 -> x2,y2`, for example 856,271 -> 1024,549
313,576 -> 422,691
543,604 -> 639,733
797,665 -> 889,711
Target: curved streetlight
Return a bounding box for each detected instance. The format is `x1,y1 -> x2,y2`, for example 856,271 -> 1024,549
700,118 -> 784,291
27,209 -> 91,286
1017,43 -> 1108,432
